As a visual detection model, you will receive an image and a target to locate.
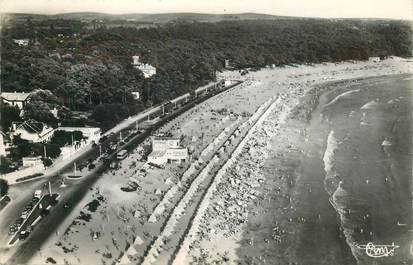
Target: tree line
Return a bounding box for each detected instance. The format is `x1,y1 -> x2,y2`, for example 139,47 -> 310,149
1,17 -> 412,129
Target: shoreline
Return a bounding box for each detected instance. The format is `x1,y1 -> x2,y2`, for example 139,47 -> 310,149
11,57 -> 413,265
177,59 -> 412,264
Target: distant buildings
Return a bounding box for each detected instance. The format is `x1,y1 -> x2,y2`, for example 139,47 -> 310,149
13,39 -> 29,46
10,120 -> 54,143
132,56 -> 156,78
1,92 -> 31,109
147,137 -> 188,165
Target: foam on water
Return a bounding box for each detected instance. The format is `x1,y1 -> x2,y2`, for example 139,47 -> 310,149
322,130 -> 338,181
323,89 -> 360,109
323,130 -> 360,263
360,100 -> 379,110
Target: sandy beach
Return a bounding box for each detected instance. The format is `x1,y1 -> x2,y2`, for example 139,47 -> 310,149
18,57 -> 413,265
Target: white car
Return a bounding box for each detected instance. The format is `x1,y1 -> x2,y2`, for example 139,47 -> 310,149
34,190 -> 42,199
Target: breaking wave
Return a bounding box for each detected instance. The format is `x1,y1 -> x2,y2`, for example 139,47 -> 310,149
360,100 -> 379,110
323,89 -> 360,110
322,130 -> 360,263
322,130 -> 339,195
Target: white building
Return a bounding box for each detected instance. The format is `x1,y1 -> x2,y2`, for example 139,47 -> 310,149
152,137 -> 180,151
131,92 -> 140,100
147,137 -> 188,165
132,55 -> 156,78
22,156 -> 43,167
13,39 -> 29,46
50,107 -> 59,118
56,127 -> 101,143
132,55 -> 140,65
1,92 -> 31,109
10,120 -> 55,143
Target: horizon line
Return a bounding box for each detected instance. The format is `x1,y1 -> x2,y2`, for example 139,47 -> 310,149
1,11 -> 410,21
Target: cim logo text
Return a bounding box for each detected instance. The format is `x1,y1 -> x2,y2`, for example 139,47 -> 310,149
357,242 -> 400,258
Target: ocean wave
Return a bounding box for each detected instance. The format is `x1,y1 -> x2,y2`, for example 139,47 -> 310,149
360,100 -> 379,110
323,131 -> 360,263
323,130 -> 338,178
330,182 -> 361,263
323,89 -> 360,109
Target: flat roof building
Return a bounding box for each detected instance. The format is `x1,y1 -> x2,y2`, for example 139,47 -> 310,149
147,137 -> 188,165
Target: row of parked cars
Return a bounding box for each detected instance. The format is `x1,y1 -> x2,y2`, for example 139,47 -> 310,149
9,190 -> 43,240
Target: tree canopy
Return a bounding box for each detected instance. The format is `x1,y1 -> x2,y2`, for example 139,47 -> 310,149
1,17 -> 412,128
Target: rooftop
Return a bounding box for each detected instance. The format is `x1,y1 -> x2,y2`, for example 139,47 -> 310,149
1,92 -> 31,102
13,120 -> 45,134
153,137 -> 180,141
147,150 -> 167,158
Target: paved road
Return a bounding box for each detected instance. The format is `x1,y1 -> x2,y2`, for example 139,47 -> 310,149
3,81 -> 242,265
8,193 -> 58,246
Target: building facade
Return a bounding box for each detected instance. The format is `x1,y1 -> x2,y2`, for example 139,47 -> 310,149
147,137 -> 188,165
22,156 -> 43,168
1,92 -> 31,109
10,120 -> 54,143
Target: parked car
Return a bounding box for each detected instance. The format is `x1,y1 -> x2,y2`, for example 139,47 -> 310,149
34,190 -> 42,199
15,218 -> 24,227
19,231 -> 29,241
25,203 -> 34,211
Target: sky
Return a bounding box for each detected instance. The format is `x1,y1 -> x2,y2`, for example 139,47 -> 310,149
0,0 -> 412,20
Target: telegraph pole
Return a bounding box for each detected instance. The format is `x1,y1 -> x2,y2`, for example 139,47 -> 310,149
48,181 -> 52,195
73,162 -> 77,177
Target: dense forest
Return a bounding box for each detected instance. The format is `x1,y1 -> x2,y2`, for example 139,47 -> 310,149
1,16 -> 412,128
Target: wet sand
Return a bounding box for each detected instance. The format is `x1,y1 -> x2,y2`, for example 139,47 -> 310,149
236,74 -> 412,265
182,58 -> 412,264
